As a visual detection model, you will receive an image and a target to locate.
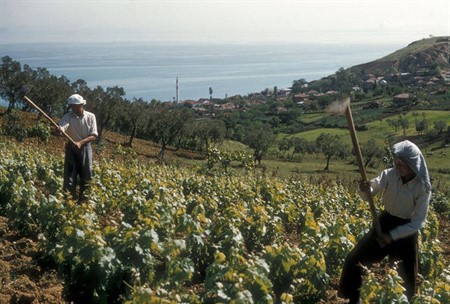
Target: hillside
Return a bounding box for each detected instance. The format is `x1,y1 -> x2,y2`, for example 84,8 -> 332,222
0,132 -> 449,303
350,36 -> 450,75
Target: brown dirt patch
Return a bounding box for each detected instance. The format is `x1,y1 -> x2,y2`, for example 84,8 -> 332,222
0,216 -> 66,304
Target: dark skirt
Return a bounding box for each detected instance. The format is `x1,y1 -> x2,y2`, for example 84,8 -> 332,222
338,211 -> 418,302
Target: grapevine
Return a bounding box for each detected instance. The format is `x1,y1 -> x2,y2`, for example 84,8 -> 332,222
0,140 -> 447,303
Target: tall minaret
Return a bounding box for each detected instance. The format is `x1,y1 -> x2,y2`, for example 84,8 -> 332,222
176,77 -> 179,104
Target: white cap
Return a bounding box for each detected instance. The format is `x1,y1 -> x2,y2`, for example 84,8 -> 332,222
67,94 -> 86,105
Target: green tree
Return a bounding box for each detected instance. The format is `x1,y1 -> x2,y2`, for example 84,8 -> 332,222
209,87 -> 213,101
291,78 -> 307,94
387,118 -> 401,132
147,104 -> 193,160
118,98 -> 149,147
315,133 -> 348,171
0,56 -> 29,114
278,108 -> 300,125
416,118 -> 429,136
71,79 -> 90,95
243,123 -> 275,165
361,139 -> 384,168
291,137 -> 314,160
334,67 -> 360,94
278,137 -> 292,158
191,118 -> 226,151
221,111 -> 242,140
88,86 -> 125,140
398,115 -> 409,136
434,120 -> 447,136
26,67 -> 72,117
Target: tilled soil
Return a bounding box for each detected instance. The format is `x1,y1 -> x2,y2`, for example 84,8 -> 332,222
0,216 -> 66,304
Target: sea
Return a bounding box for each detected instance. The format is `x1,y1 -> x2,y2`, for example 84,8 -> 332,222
1,41 -> 401,104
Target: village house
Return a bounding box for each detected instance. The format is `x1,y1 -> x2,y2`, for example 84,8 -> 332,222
429,76 -> 441,83
278,87 -> 292,97
217,102 -> 236,111
352,86 -> 363,93
363,78 -> 376,92
393,93 -> 412,106
293,93 -> 309,104
182,100 -> 202,108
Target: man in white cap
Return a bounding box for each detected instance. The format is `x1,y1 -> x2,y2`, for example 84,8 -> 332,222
58,94 -> 98,202
339,140 -> 431,303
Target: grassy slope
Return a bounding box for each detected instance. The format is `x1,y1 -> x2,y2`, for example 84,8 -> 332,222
377,36 -> 449,62
257,109 -> 450,192
350,36 -> 450,74
298,110 -> 449,142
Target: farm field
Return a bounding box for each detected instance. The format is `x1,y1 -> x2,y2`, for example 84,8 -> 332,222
272,109 -> 450,192
0,135 -> 448,303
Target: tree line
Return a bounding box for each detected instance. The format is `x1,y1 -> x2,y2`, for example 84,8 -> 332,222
1,56 -> 276,163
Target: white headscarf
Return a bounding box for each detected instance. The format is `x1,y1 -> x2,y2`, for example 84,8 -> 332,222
391,140 -> 431,193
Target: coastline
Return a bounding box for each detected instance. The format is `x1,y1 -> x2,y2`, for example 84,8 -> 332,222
1,41 -> 401,102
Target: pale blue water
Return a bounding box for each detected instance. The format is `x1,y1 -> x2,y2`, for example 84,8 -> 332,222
1,41 -> 400,103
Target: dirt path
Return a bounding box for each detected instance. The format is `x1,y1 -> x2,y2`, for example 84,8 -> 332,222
0,216 -> 66,304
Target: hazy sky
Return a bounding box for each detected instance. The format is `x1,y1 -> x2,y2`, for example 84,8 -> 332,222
1,0 -> 449,45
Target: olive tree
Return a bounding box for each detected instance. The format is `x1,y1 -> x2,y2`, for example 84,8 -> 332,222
292,137 -> 315,160
1,56 -> 29,114
26,67 -> 72,117
434,120 -> 447,136
191,118 -> 226,152
147,103 -> 194,160
88,85 -> 125,140
361,138 -> 384,168
315,132 -> 348,171
117,98 -> 149,147
243,122 -> 275,165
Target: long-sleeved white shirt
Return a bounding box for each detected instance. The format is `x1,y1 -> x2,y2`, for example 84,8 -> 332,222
59,110 -> 98,142
369,168 -> 431,241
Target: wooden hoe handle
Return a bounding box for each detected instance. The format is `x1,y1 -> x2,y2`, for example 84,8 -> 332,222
23,96 -> 77,146
345,102 -> 383,237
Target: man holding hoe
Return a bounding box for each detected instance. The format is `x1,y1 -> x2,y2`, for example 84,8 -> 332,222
58,94 -> 98,203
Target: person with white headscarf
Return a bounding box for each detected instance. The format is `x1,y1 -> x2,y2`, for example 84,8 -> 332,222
338,140 -> 431,303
